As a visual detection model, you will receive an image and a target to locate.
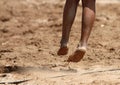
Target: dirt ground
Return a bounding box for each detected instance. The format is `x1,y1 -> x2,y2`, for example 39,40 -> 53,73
0,0 -> 120,85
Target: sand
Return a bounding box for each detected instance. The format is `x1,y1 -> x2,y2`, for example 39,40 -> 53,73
0,0 -> 120,85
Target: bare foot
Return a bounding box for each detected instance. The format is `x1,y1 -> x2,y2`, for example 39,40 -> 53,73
57,46 -> 68,55
67,47 -> 86,62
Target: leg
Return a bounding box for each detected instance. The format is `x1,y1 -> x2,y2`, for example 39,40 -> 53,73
68,0 -> 96,62
57,0 -> 80,55
80,0 -> 96,48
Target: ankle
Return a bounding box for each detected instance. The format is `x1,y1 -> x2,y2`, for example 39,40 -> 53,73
60,43 -> 68,48
77,43 -> 87,50
60,41 -> 68,48
77,46 -> 86,51
78,43 -> 87,48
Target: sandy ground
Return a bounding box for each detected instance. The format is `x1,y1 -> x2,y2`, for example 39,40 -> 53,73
0,0 -> 120,85
97,0 -> 120,3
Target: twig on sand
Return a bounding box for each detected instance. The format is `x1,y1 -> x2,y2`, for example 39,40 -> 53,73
81,68 -> 120,75
50,68 -> 120,78
0,79 -> 31,85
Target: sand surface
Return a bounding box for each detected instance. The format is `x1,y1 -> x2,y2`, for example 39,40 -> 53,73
0,0 -> 120,85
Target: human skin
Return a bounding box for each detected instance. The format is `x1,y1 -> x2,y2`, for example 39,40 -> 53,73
57,0 -> 96,62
